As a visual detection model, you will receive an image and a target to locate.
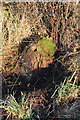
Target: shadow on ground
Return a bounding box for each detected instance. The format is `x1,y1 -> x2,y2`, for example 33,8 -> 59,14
2,56 -> 72,98
2,57 -> 73,119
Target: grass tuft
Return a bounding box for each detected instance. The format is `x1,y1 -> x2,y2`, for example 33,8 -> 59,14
51,71 -> 80,103
0,92 -> 38,119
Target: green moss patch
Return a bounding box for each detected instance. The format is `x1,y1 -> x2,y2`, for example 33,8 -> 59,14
37,37 -> 56,58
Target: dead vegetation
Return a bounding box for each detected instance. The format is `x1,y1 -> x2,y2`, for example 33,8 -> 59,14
1,2 -> 80,120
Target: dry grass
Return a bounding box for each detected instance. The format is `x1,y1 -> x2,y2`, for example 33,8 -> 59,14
1,1 -> 80,119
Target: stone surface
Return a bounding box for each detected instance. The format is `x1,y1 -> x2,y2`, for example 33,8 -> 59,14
17,37 -> 56,79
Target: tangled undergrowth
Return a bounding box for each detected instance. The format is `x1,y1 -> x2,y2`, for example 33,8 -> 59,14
1,1 -> 80,120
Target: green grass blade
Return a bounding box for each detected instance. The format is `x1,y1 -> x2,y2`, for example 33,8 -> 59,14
51,87 -> 59,98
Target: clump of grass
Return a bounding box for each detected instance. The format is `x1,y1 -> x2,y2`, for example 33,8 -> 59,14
1,92 -> 38,119
51,71 -> 80,103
